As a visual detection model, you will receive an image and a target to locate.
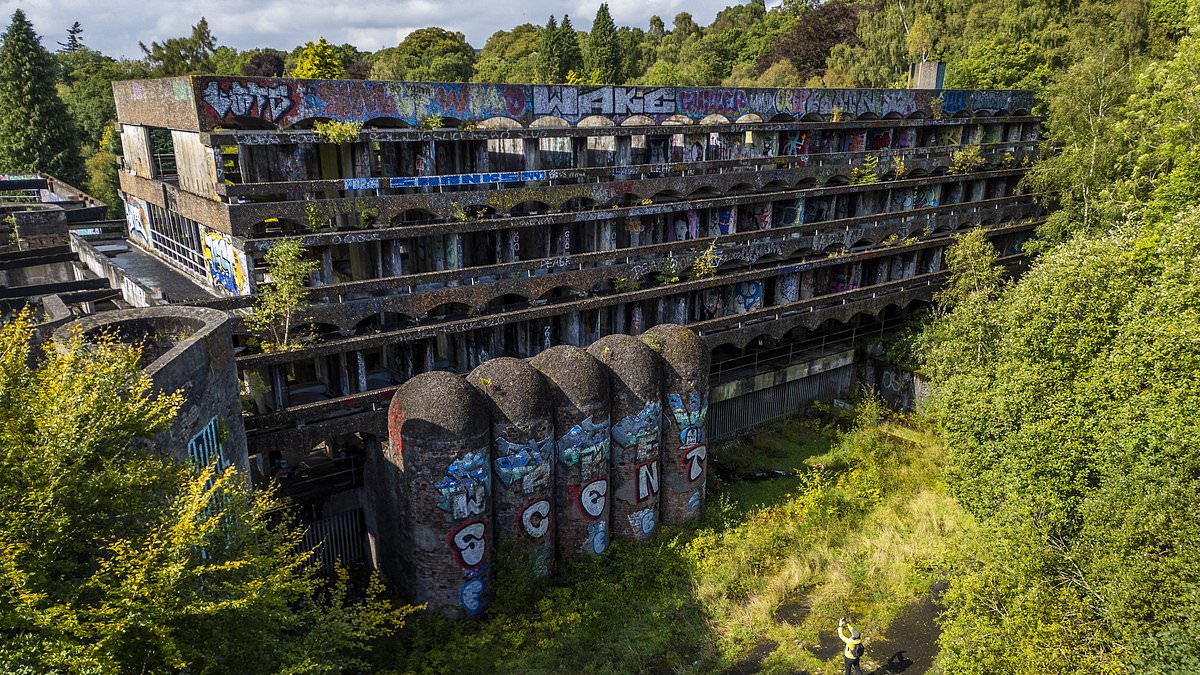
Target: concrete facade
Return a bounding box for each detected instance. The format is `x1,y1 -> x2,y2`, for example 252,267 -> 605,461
97,76 -> 1043,588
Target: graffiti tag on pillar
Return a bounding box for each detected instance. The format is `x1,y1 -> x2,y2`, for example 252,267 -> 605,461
628,508 -> 656,537
448,520 -> 487,568
460,578 -> 485,615
683,445 -> 707,483
519,498 -> 552,540
434,449 -> 490,519
636,460 -> 660,502
494,435 -> 552,493
578,479 -> 608,519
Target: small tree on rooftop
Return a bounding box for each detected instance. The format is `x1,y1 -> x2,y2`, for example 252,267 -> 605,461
0,10 -> 85,186
291,37 -> 344,79
246,239 -> 319,351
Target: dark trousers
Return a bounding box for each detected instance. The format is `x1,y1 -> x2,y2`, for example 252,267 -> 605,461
844,655 -> 864,675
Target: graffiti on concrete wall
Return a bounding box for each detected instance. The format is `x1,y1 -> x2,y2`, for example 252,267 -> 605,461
611,400 -> 662,461
710,206 -> 737,236
200,226 -> 251,296
124,194 -> 152,247
190,76 -> 1035,130
558,415 -> 610,472
433,448 -> 492,616
726,281 -> 764,314
434,449 -> 491,520
494,435 -> 552,495
668,392 -> 708,513
777,272 -> 800,303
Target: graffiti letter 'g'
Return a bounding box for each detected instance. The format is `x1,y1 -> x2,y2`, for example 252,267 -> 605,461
579,479 -> 608,519
450,520 -> 487,569
684,445 -> 707,482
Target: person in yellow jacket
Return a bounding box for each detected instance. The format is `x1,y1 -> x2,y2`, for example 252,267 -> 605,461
838,616 -> 864,675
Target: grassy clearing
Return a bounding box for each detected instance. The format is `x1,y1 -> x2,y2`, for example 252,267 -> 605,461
377,403 -> 974,674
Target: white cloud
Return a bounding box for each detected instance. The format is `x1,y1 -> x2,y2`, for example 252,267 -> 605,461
0,0 -> 741,58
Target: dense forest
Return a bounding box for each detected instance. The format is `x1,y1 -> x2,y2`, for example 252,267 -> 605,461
1,0 -> 1198,671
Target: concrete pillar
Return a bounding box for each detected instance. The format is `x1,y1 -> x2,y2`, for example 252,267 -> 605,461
320,247 -> 334,286
529,346 -> 611,561
386,240 -> 404,277
337,352 -> 351,396
522,138 -> 541,171
642,324 -> 710,525
588,335 -> 662,542
615,136 -> 632,166
367,372 -> 492,618
356,351 -> 368,392
468,358 -> 556,577
572,136 -> 589,168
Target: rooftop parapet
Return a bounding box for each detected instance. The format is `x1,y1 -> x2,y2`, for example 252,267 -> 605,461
113,76 -> 1036,133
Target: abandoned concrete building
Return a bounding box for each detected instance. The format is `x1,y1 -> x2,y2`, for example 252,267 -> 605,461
15,76 -> 1040,570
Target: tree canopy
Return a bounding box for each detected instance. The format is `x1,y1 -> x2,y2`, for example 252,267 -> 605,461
0,313 -> 410,672
371,27 -> 475,82
0,10 -> 84,185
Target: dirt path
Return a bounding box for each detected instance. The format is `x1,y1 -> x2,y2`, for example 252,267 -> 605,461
865,581 -> 948,674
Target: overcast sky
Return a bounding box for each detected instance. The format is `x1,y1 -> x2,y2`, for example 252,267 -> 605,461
2,0 -> 747,59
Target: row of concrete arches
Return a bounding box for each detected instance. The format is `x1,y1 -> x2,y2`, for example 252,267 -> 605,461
220,108 -> 1034,132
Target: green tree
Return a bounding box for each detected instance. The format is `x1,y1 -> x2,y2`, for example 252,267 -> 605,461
585,3 -> 621,84
85,126 -> 123,218
371,27 -> 475,82
0,313 -> 410,672
474,23 -> 542,83
292,37 -> 345,79
535,16 -> 561,83
246,238 -> 319,352
0,10 -> 84,186
139,17 -> 216,76
556,16 -> 584,81
57,21 -> 83,53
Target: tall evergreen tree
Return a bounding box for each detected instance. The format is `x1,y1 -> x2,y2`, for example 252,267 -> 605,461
586,3 -> 622,84
536,15 -> 561,83
57,21 -> 82,53
0,10 -> 84,186
557,15 -> 584,81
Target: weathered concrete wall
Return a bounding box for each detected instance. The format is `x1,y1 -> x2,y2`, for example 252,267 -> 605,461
51,306 -> 250,478
114,76 -> 1035,131
588,335 -> 662,542
371,372 -> 493,619
69,232 -> 162,307
373,328 -> 707,617
530,345 -> 612,561
643,324 -> 711,525
467,358 -> 555,577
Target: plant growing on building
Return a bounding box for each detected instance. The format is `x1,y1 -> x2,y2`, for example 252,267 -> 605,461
850,154 -> 880,184
305,201 -> 325,232
893,155 -> 908,178
929,95 -> 945,120
418,114 -> 445,131
1002,151 -> 1016,168
612,276 -> 641,292
949,144 -> 985,174
692,239 -> 720,279
246,239 -> 319,352
313,120 -> 363,145
830,106 -> 847,122
656,254 -> 682,284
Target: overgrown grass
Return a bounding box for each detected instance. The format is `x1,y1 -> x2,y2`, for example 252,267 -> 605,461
377,402 -> 973,674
